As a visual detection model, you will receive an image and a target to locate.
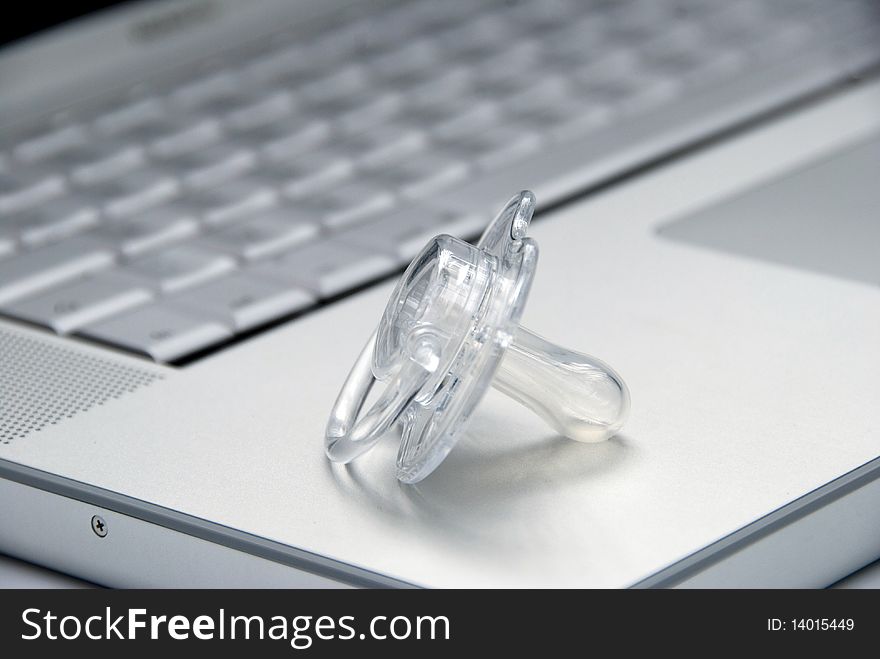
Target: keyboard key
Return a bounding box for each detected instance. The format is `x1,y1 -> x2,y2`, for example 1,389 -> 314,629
2,196 -> 100,248
0,236 -> 15,261
252,240 -> 398,298
368,41 -> 441,86
441,124 -> 542,171
170,71 -> 243,109
94,204 -> 199,256
300,65 -> 369,105
205,208 -> 319,261
243,44 -> 309,82
193,177 -> 279,227
436,14 -> 522,59
93,97 -> 165,135
335,206 -> 482,262
169,272 -> 314,331
223,90 -> 295,131
341,125 -> 428,167
249,64 -> 325,94
2,270 -> 154,334
78,303 -> 233,362
92,168 -> 180,219
505,83 -> 612,141
168,143 -> 257,189
0,236 -> 116,305
507,0 -> 583,32
249,116 -> 332,162
573,48 -> 641,88
59,142 -> 146,185
13,123 -> 88,162
310,92 -> 404,133
429,100 -> 501,140
404,66 -> 473,106
470,40 -> 542,84
0,169 -> 65,214
268,150 -> 355,198
368,151 -> 469,199
145,117 -> 224,159
301,182 -> 395,229
123,244 -> 236,293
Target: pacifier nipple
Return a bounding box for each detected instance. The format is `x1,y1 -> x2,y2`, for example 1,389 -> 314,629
493,327 -> 629,443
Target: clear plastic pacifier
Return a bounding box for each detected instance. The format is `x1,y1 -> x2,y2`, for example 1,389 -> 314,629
325,191 -> 630,484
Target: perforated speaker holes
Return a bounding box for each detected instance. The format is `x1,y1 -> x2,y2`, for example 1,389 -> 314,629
0,329 -> 162,445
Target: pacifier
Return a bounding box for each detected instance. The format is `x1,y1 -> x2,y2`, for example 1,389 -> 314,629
325,191 -> 630,483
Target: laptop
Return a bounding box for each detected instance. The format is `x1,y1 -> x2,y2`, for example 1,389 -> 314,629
1,0 -> 878,587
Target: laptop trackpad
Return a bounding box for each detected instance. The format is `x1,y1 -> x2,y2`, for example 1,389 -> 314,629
658,135 -> 880,287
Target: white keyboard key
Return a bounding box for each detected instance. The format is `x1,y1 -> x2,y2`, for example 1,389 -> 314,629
506,86 -> 612,142
243,44 -> 308,82
13,124 -> 88,162
0,236 -> 15,261
573,49 -> 641,87
170,143 -> 257,189
252,240 -> 398,298
430,100 -> 501,139
300,65 -> 369,104
302,182 -> 395,229
749,21 -> 815,61
3,196 -> 100,248
405,66 -> 473,106
382,0 -> 472,36
94,204 -> 199,256
681,49 -> 747,86
618,77 -> 680,114
442,124 -> 543,171
124,244 -> 236,293
306,20 -> 394,64
397,97 -> 467,132
60,142 -> 146,185
193,177 -> 279,227
0,236 -> 116,305
0,169 -> 65,214
169,273 -> 314,331
249,64 -> 325,94
251,116 -> 332,162
3,271 -> 154,334
507,0 -> 582,31
268,150 -> 355,198
93,169 -> 180,219
170,71 -> 243,109
369,151 -> 469,199
335,206 -> 482,262
93,98 -> 165,135
79,303 -> 233,362
145,117 -> 224,159
472,40 -> 542,78
368,41 -> 441,86
205,208 -> 319,261
306,92 -> 403,134
342,125 -> 428,167
436,14 -> 519,59
224,91 -> 295,131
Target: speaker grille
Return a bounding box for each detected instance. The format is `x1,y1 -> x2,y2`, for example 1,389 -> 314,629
0,328 -> 162,444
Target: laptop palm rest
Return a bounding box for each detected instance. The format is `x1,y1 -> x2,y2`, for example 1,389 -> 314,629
658,134 -> 880,288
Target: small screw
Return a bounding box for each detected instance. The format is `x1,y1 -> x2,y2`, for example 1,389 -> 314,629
91,515 -> 107,538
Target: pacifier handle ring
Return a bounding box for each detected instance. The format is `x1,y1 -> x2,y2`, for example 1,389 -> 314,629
325,330 -> 428,464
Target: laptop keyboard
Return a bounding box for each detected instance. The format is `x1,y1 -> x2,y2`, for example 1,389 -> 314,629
1,0 -> 878,363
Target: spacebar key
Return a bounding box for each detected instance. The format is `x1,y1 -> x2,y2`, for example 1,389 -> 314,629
0,237 -> 116,305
